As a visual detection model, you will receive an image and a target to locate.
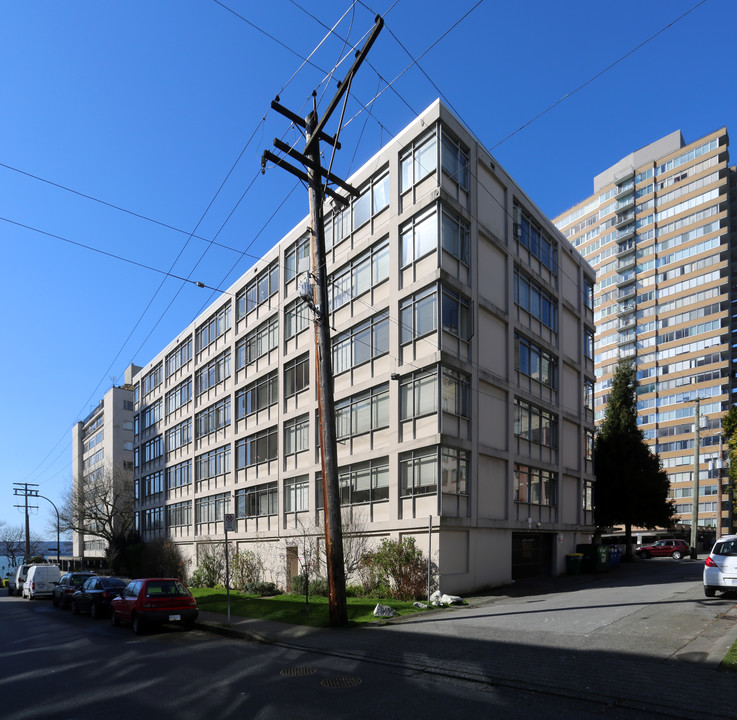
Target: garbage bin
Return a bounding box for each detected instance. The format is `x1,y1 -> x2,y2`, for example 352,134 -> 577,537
566,553 -> 583,575
608,546 -> 621,568
576,543 -> 595,573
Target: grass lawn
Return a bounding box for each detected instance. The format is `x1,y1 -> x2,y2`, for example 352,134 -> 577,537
191,587 -> 429,627
721,637 -> 737,672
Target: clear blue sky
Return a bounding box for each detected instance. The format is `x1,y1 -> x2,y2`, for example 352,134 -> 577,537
1,0 -> 733,537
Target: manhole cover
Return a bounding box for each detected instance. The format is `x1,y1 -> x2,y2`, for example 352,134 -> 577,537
280,666 -> 317,676
321,676 -> 362,689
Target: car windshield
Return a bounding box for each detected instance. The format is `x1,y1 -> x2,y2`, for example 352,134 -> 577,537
72,576 -> 91,587
713,540 -> 737,556
145,581 -> 189,597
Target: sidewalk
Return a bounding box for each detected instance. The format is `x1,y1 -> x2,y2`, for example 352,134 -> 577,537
191,559 -> 737,719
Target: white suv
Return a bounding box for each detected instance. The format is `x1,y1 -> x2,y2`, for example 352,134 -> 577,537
704,534 -> 737,597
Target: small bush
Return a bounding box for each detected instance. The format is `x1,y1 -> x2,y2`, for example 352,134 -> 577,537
359,537 -> 427,601
242,581 -> 280,597
291,575 -> 329,597
231,549 -> 263,592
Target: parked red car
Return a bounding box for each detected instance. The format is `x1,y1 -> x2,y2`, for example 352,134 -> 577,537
636,539 -> 689,559
110,578 -> 198,634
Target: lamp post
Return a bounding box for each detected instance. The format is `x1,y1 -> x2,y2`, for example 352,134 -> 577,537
36,494 -> 61,566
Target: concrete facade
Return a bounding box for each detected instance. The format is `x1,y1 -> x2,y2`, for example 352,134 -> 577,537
554,129 -> 736,537
131,101 -> 596,594
71,364 -> 139,559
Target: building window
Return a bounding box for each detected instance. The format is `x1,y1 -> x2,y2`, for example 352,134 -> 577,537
236,260 -> 279,319
284,415 -> 309,457
584,278 -> 594,310
584,379 -> 594,410
339,459 -> 389,505
195,303 -> 231,352
400,287 -> 437,344
285,297 -> 310,339
441,211 -> 470,264
195,397 -> 231,438
335,384 -> 389,439
585,430 -> 594,461
141,400 -> 162,431
401,207 -> 437,267
441,132 -> 469,190
236,315 -> 278,369
142,470 -> 164,499
284,475 -> 309,512
400,131 -> 437,191
167,501 -> 191,527
332,312 -> 390,374
235,371 -> 278,419
166,418 -> 192,452
166,337 -> 192,378
165,378 -> 192,416
195,492 -> 230,524
401,369 -> 437,420
284,353 -> 309,397
514,204 -> 558,274
583,479 -> 593,511
142,364 -> 163,397
400,448 -> 438,496
442,289 -> 471,340
167,460 -> 191,489
142,436 -> 163,466
195,445 -> 230,481
442,367 -> 470,417
514,270 -> 557,330
514,399 -> 558,448
441,448 -> 468,495
584,329 -> 594,359
514,463 -> 558,506
235,482 -> 278,518
285,235 -> 310,283
329,238 -> 389,311
235,427 -> 278,468
195,350 -> 231,396
142,507 -> 163,532
515,334 -> 558,390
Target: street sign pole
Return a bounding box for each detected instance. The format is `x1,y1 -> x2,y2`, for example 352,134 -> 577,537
224,513 -> 236,626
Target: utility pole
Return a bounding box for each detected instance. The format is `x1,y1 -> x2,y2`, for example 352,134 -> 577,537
262,15 -> 383,626
13,482 -> 39,561
691,397 -> 701,558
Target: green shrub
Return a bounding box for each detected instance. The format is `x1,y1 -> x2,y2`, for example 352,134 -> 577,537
242,581 -> 280,596
291,575 -> 329,597
359,537 -> 427,601
230,549 -> 263,592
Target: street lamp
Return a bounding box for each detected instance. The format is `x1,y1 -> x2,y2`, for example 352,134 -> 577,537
691,397 -> 700,559
24,490 -> 61,566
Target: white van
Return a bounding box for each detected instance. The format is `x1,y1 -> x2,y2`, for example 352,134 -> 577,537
22,565 -> 60,599
12,564 -> 33,597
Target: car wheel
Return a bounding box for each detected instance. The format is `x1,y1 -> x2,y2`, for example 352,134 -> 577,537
52,594 -> 58,607
90,603 -> 99,620
640,551 -> 650,559
71,600 -> 80,615
110,610 -> 120,627
672,550 -> 683,560
132,613 -> 145,635
705,586 -> 716,598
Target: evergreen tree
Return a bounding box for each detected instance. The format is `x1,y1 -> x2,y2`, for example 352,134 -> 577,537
720,405 -> 737,533
594,359 -> 674,559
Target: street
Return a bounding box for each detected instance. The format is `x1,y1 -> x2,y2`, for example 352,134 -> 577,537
1,559 -> 736,720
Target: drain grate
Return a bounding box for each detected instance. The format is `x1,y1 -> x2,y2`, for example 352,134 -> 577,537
321,676 -> 362,689
280,666 -> 317,677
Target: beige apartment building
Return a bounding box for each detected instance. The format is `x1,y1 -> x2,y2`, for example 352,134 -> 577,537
554,129 -> 736,538
71,363 -> 139,560
131,100 -> 596,594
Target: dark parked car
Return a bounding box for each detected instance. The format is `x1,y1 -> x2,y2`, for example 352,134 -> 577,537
110,578 -> 198,634
52,572 -> 98,608
70,576 -> 129,618
636,539 -> 689,559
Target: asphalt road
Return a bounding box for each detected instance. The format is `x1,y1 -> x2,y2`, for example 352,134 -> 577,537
1,559 -> 736,720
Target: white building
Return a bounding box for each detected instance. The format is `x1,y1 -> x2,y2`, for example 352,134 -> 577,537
71,364 -> 139,560
132,101 -> 596,593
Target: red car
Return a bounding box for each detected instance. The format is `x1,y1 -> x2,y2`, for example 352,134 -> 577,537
636,539 -> 689,559
110,578 -> 198,634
